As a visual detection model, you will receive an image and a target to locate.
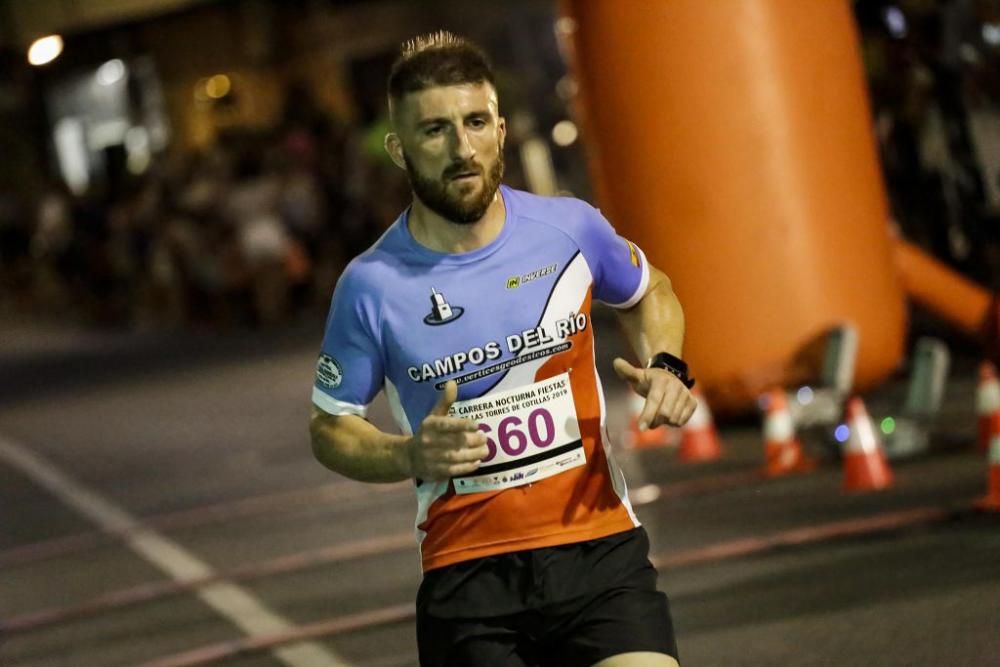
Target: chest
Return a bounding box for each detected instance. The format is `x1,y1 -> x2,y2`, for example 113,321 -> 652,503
380,245 -> 592,397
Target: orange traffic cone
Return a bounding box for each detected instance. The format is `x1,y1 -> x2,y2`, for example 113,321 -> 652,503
842,397 -> 893,492
678,387 -> 722,462
975,411 -> 1000,511
976,361 -> 1000,451
625,389 -> 674,450
761,389 -> 814,477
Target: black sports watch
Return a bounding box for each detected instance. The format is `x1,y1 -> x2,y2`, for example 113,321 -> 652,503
646,352 -> 695,389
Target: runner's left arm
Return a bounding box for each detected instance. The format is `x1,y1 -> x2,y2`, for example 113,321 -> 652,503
612,267 -> 696,430
614,264 -> 684,370
574,204 -> 695,430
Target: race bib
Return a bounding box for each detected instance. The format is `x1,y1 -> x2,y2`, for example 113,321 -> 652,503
449,372 -> 585,494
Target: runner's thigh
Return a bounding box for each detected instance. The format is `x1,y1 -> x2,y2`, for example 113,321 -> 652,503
417,612 -> 538,667
557,566 -> 679,666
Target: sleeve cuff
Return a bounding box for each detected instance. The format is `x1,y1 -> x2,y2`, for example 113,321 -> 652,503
312,387 -> 368,417
603,245 -> 650,310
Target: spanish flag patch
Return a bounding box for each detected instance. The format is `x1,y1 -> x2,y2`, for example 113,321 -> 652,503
626,240 -> 640,268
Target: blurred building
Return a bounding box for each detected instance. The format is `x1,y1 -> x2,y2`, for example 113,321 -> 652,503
0,0 -> 591,328
0,0 -> 585,197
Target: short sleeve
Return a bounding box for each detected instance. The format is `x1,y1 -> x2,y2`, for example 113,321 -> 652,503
578,205 -> 650,309
312,269 -> 384,417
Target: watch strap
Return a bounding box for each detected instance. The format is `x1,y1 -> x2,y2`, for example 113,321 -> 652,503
646,352 -> 695,389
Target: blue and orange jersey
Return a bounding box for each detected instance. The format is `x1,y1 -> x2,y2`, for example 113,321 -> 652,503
313,185 -> 650,572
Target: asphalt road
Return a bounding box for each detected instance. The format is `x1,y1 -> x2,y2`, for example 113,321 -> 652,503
1,310 -> 997,667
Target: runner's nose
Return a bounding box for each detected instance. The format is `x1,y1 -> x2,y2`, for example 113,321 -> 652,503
452,126 -> 476,161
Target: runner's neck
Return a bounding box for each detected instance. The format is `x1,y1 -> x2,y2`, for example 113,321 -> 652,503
407,189 -> 507,254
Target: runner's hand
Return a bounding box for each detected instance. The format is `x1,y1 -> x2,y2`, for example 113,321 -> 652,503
613,357 -> 697,430
406,380 -> 490,481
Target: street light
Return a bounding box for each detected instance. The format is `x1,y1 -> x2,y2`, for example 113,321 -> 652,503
28,35 -> 64,66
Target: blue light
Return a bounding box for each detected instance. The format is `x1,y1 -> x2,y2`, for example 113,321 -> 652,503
834,424 -> 850,443
883,7 -> 907,39
796,386 -> 814,405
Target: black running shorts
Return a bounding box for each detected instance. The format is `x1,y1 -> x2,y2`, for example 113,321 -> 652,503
416,527 -> 678,666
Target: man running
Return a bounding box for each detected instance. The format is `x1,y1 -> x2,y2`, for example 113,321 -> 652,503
310,31 -> 696,667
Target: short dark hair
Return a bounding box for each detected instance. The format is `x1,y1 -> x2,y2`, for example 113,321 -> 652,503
387,31 -> 496,107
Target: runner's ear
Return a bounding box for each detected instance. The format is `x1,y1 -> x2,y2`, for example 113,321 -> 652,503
384,133 -> 406,170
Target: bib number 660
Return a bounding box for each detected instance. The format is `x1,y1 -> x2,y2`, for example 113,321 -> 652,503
478,408 -> 556,463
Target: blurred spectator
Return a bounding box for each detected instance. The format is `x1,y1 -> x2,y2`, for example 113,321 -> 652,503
6,0 -> 996,330
0,188 -> 32,311
860,0 -> 999,287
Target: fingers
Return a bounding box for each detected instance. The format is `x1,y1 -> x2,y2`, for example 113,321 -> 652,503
430,380 -> 458,417
664,393 -> 690,428
422,437 -> 489,479
425,415 -> 480,433
637,386 -> 664,431
679,397 -> 697,425
641,372 -> 699,429
412,417 -> 489,481
420,424 -> 485,449
674,395 -> 698,427
445,441 -> 491,463
663,386 -> 689,425
448,461 -> 484,477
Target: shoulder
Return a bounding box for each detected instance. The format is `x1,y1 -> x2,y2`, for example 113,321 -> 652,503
334,226 -> 404,294
505,187 -> 606,243
506,186 -> 598,222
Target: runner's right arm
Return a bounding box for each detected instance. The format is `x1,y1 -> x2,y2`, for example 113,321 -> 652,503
310,381 -> 489,484
310,409 -> 412,483
311,266 -> 487,484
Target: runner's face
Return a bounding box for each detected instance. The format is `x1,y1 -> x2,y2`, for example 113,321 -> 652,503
394,83 -> 506,224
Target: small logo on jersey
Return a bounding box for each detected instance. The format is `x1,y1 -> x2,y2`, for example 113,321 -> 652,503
506,263 -> 558,289
315,354 -> 343,389
626,241 -> 640,268
424,288 -> 464,325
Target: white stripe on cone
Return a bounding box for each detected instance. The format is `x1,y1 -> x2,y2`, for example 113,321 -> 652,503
845,405 -> 880,455
977,364 -> 1000,416
628,389 -> 646,414
687,394 -> 710,429
764,407 -> 794,442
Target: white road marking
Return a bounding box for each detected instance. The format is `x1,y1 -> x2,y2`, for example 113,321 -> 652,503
0,434 -> 350,667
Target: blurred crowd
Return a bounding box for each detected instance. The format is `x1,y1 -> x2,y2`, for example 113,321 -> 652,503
859,0 -> 1000,287
0,88 -> 410,329
1,2 -> 998,331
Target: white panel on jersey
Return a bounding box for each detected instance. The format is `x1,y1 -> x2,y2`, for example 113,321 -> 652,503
592,342 -> 640,527
491,252 -> 593,393
384,379 -> 442,555
385,378 -> 413,436
604,244 -> 650,310
414,479 -> 449,549
312,388 -> 367,417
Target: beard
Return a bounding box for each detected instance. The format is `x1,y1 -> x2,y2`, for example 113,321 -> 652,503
404,149 -> 504,225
